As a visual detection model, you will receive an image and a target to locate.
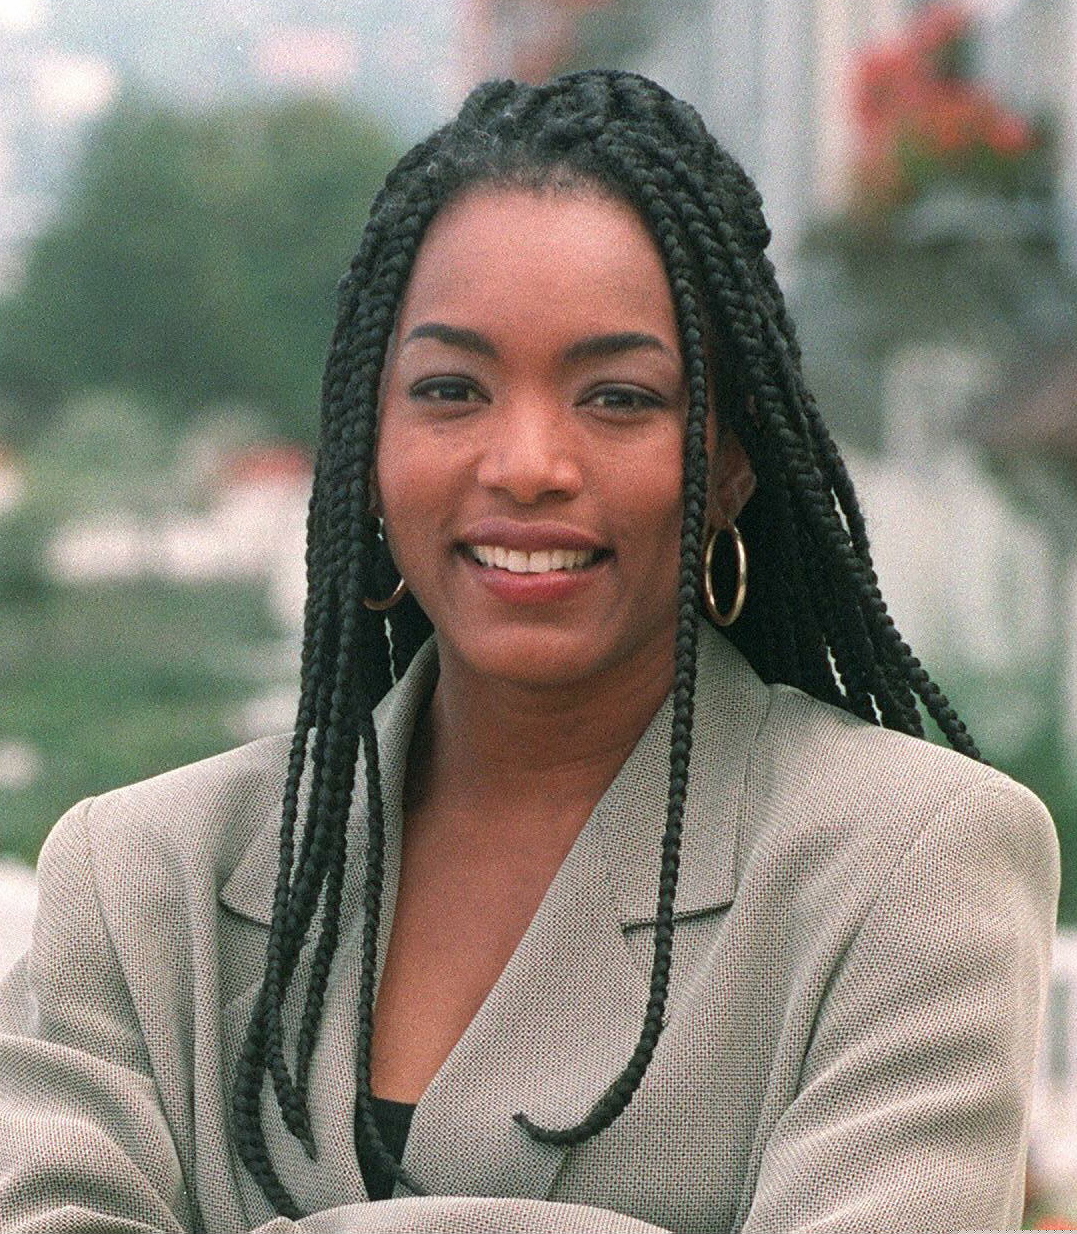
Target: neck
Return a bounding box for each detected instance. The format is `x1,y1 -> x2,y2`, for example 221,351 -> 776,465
407,641 -> 675,834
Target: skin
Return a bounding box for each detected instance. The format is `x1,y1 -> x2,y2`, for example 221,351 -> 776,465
369,187 -> 754,1101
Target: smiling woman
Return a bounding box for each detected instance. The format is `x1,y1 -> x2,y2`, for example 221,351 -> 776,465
0,70 -> 1060,1234
374,189 -> 747,697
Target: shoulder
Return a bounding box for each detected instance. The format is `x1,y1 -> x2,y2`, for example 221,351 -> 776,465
759,677 -> 1041,819
38,734 -> 292,910
691,628 -> 1056,906
742,677 -> 1057,909
694,626 -> 1050,843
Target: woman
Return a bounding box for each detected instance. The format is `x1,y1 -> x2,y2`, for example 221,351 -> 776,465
0,70 -> 1059,1234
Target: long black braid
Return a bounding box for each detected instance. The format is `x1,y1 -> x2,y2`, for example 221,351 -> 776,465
234,68 -> 980,1215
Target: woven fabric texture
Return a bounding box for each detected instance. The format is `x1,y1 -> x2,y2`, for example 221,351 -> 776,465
0,626 -> 1059,1234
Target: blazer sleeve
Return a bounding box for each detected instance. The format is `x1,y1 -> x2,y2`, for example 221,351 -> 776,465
0,798 -> 199,1233
246,1197 -> 667,1233
740,775 -> 1059,1234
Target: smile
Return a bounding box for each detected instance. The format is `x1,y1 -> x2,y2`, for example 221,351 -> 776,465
466,545 -> 603,573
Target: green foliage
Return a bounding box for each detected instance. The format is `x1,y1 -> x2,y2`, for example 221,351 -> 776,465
27,391 -> 174,514
1003,731 -> 1077,925
0,95 -> 399,444
0,390 -> 298,863
0,580 -> 282,864
0,392 -> 176,600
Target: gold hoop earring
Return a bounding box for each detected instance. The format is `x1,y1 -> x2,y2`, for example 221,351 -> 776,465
363,577 -> 408,612
702,519 -> 747,627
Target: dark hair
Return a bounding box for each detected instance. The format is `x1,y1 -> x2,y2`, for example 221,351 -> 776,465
233,68 -> 979,1216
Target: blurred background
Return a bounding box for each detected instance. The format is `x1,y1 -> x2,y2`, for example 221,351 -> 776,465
1,0 -> 1076,1222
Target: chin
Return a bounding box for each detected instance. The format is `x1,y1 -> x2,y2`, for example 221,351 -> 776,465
437,622 -> 670,694
469,642 -> 604,692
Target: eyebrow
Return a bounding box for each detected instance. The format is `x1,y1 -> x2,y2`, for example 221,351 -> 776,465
402,323 -> 498,357
563,331 -> 673,362
402,323 -> 673,364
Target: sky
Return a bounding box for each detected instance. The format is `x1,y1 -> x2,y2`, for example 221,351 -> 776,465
3,0 -> 461,138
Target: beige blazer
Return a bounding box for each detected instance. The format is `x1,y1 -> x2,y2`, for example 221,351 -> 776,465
0,627 -> 1059,1234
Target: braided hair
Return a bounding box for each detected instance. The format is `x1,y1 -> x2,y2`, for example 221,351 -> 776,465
233,68 -> 980,1215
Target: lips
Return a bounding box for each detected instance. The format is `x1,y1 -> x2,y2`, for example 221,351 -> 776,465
466,545 -> 600,573
457,519 -> 610,576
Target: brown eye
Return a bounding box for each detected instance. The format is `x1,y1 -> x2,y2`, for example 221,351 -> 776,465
587,386 -> 664,413
411,377 -> 485,403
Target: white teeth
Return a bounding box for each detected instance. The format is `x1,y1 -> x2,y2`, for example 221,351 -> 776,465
469,545 -> 598,573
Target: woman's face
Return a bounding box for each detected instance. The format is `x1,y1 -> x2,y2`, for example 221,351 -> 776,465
375,187 -> 750,694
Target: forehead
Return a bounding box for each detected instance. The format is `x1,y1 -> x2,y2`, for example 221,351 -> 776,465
393,187 -> 680,344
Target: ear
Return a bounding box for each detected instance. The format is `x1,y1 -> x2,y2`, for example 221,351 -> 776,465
707,423 -> 755,524
368,472 -> 382,518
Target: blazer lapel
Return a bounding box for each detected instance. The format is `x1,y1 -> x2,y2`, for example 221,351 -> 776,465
402,626 -> 768,1199
602,625 -> 769,928
218,641 -> 440,1218
401,807 -> 653,1198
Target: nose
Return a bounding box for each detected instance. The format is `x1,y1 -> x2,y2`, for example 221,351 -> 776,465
475,400 -> 584,504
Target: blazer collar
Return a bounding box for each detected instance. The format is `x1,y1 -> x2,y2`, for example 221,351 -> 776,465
218,639 -> 439,927
592,624 -> 769,925
219,625 -> 768,931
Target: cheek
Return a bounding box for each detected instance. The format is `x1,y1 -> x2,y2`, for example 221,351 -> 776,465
373,419 -> 462,577
627,444 -> 685,549
374,410 -> 432,513
373,447 -> 404,517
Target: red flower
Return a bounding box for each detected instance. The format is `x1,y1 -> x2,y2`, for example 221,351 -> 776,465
989,111 -> 1035,156
847,1 -> 1042,210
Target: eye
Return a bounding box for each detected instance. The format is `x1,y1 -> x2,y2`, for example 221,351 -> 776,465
410,376 -> 486,404
584,386 -> 665,414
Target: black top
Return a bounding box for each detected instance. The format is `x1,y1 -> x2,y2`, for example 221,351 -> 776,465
356,1096 -> 416,1201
